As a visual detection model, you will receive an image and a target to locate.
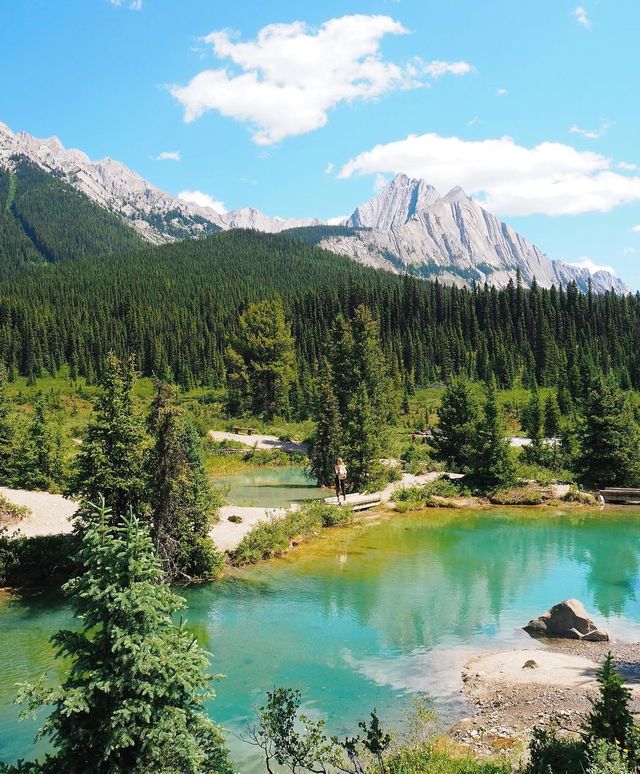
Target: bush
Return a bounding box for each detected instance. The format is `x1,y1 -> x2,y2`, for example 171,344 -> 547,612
0,494 -> 30,525
517,463 -> 574,486
525,726 -> 585,773
0,532 -> 81,587
393,477 -> 463,505
387,742 -> 510,773
586,738 -> 630,773
230,500 -> 349,565
563,485 -> 597,505
489,486 -> 545,505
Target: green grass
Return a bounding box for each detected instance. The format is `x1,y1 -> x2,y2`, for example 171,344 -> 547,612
387,742 -> 511,773
230,501 -> 350,566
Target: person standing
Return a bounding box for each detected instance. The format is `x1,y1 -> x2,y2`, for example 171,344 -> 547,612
335,457 -> 347,504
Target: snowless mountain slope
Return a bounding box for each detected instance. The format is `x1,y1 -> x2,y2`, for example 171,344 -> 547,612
0,122 -> 629,292
0,122 -> 317,243
320,175 -> 628,293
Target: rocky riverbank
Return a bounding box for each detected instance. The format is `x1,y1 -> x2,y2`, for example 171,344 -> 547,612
452,641 -> 640,759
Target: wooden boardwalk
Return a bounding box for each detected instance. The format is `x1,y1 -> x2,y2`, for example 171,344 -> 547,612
600,488 -> 640,504
324,493 -> 382,512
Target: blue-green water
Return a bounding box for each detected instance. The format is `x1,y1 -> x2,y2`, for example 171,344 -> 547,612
213,466 -> 326,508
2,508 -> 640,770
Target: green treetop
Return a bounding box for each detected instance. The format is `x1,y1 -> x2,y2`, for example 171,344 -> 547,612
147,381 -> 223,582
577,378 -> 640,488
68,354 -> 146,522
14,501 -> 233,774
309,368 -> 342,488
431,377 -> 479,471
226,299 -> 296,419
470,375 -> 515,491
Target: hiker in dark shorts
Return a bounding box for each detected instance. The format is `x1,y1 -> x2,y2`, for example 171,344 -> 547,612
335,457 -> 347,504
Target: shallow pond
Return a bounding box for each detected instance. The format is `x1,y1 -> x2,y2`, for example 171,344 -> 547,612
2,508 -> 640,770
213,465 -> 326,508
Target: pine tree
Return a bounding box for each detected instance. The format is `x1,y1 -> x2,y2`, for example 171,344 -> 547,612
585,652 -> 633,748
0,368 -> 15,484
16,395 -> 57,490
521,382 -> 549,467
431,377 -> 479,471
68,354 -> 146,523
343,384 -> 384,492
147,381 -> 223,581
577,379 -> 640,488
15,502 -> 233,774
226,299 -> 296,419
544,393 -> 562,438
470,376 -> 515,491
309,369 -> 342,487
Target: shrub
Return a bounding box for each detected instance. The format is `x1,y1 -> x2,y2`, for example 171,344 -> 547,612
489,486 -> 545,505
393,478 -> 463,504
586,738 -> 630,773
0,532 -> 81,587
231,501 -> 348,565
0,494 -> 30,525
517,463 -> 574,486
387,742 -> 510,773
525,726 -> 585,773
563,485 -> 597,505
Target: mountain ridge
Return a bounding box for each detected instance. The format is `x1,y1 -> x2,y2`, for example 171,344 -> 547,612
0,121 -> 629,293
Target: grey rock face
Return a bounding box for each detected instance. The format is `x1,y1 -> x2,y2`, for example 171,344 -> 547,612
524,599 -> 610,641
324,174 -> 629,294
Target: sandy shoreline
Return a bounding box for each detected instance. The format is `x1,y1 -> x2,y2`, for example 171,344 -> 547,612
452,640 -> 640,758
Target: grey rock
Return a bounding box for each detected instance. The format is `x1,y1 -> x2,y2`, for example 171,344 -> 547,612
524,598 -> 609,640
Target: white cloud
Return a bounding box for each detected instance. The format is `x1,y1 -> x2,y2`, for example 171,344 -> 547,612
327,215 -> 348,225
574,6 -> 591,27
171,15 -> 472,144
468,116 -> 479,126
325,162 -> 334,175
496,88 -> 508,96
570,121 -> 610,140
151,151 -> 181,161
618,161 -> 638,171
178,189 -> 227,214
421,60 -> 472,78
632,225 -> 640,233
623,247 -> 637,256
109,0 -> 142,9
338,132 -> 640,216
568,257 -> 614,275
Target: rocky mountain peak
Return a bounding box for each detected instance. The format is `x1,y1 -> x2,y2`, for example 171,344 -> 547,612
346,173 -> 441,230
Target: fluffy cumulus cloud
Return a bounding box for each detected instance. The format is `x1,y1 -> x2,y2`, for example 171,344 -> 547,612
178,190 -> 227,214
496,88 -> 508,96
633,225 -> 640,233
567,257 -> 615,274
152,151 -> 181,161
338,133 -> 640,216
171,15 -> 472,144
574,6 -> 591,27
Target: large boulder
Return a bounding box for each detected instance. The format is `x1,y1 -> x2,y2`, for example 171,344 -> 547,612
524,599 -> 609,641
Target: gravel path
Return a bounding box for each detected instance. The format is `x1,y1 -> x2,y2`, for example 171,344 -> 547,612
0,487 -> 77,537
209,430 -> 308,454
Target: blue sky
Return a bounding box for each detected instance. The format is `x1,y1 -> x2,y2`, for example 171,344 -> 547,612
2,0 -> 640,286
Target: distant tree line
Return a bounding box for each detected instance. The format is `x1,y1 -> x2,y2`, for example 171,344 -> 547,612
0,230 -> 639,414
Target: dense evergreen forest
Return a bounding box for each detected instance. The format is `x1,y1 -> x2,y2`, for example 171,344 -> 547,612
0,160 -> 143,278
0,228 -> 639,402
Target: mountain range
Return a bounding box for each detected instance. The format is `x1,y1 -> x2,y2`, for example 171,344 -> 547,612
0,121 -> 629,293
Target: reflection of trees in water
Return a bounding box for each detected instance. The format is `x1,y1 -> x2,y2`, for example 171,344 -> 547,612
302,513 -> 640,652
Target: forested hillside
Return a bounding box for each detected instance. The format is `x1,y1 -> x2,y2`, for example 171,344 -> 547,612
0,229 -> 638,397
0,160 -> 143,277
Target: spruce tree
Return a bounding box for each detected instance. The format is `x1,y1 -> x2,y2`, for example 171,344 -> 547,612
577,378 -> 640,488
585,652 -> 633,748
309,370 -> 342,487
543,393 -> 562,438
431,377 -> 479,471
343,384 -> 383,492
68,354 -> 146,523
470,376 -> 515,491
15,502 -> 233,774
147,381 -> 223,581
16,396 -> 57,490
226,299 -> 296,419
0,368 -> 15,484
521,382 -> 548,467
